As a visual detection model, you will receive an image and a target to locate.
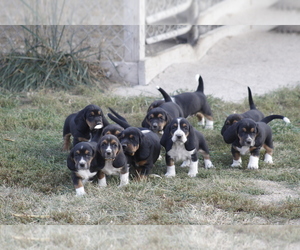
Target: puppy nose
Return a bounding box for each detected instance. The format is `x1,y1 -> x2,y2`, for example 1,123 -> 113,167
245,138 -> 252,144
122,144 -> 127,149
79,163 -> 85,168
152,123 -> 158,128
176,135 -> 182,139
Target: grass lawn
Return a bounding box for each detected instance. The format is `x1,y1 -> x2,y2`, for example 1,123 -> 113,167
1,85 -> 300,226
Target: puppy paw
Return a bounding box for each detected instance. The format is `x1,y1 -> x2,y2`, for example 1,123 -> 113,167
75,187 -> 86,196
180,160 -> 190,168
247,156 -> 259,169
165,165 -> 176,177
187,171 -> 197,177
264,153 -> 273,164
119,172 -> 129,187
165,172 -> 176,178
188,161 -> 198,177
205,120 -> 214,130
231,158 -> 242,167
98,177 -> 107,187
198,120 -> 205,127
204,159 -> 214,169
205,125 -> 214,130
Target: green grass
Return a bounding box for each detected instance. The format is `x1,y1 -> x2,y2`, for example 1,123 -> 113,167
1,86 -> 300,225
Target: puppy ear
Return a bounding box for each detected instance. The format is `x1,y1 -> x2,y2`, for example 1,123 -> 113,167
95,141 -> 105,167
160,123 -> 171,148
141,115 -> 149,128
74,108 -> 88,129
67,149 -> 76,171
138,130 -> 145,146
165,112 -> 172,126
222,122 -> 239,144
184,124 -> 196,151
113,149 -> 127,168
255,124 -> 259,134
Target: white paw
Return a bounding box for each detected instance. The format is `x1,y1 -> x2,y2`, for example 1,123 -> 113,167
205,120 -> 214,130
187,161 -> 198,177
98,176 -> 107,187
247,156 -> 259,169
180,160 -> 190,168
75,187 -> 86,196
187,172 -> 197,177
119,172 -> 129,187
231,158 -> 242,167
198,119 -> 205,127
204,159 -> 214,169
165,165 -> 176,177
264,153 -> 273,164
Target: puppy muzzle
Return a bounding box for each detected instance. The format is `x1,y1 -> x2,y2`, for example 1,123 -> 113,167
94,122 -> 103,129
76,159 -> 88,170
241,136 -> 255,147
172,131 -> 187,143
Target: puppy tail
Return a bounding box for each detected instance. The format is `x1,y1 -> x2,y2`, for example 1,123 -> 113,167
156,86 -> 173,102
107,108 -> 130,129
248,87 -> 257,110
260,115 -> 291,124
108,107 -> 128,122
195,74 -> 204,92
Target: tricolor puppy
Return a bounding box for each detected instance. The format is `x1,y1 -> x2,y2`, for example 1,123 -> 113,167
96,134 -> 129,187
118,127 -> 161,177
67,141 -> 98,196
154,75 -> 214,129
141,90 -> 184,134
221,87 -> 264,135
63,104 -> 109,150
160,118 -> 214,177
222,115 -> 290,169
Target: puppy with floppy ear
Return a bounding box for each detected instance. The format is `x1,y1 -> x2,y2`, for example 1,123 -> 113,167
63,104 -> 109,150
118,127 -> 161,178
141,89 -> 184,134
96,134 -> 129,187
222,115 -> 290,169
160,117 -> 214,177
67,141 -> 99,196
221,87 -> 264,135
107,108 -> 162,178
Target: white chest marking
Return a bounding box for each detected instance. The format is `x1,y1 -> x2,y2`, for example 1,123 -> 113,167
168,142 -> 195,162
77,169 -> 97,183
101,161 -> 121,176
236,146 -> 250,155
